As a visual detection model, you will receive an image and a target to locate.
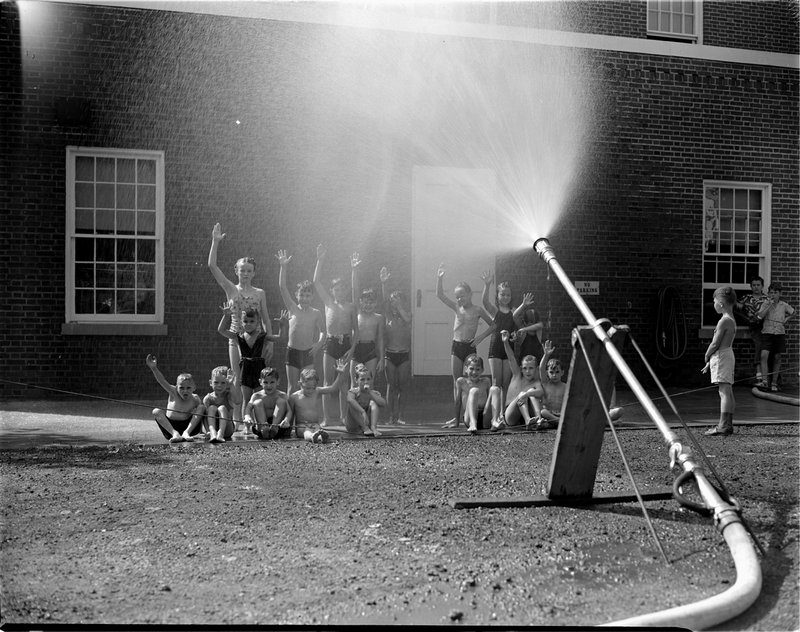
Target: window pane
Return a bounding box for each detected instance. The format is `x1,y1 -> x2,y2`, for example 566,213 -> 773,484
75,182 -> 94,207
749,190 -> 762,209
138,240 -> 155,263
117,211 -> 136,235
732,260 -> 745,283
117,290 -> 136,314
684,15 -> 693,33
75,156 -> 94,181
703,260 -> 715,280
75,263 -> 94,287
137,290 -> 156,314
137,159 -> 156,184
720,188 -> 733,208
97,290 -> 114,314
96,238 -> 115,262
75,237 -> 94,261
734,189 -> 748,209
117,158 -> 136,183
702,288 -> 717,325
117,239 -> 136,262
719,209 -> 733,232
746,262 -> 760,280
75,290 -> 94,314
96,183 -> 115,208
138,185 -> 155,210
137,264 -> 155,288
117,263 -> 135,288
718,261 -> 730,283
138,211 -> 155,235
117,184 -> 136,210
96,208 -> 115,234
97,158 -> 115,182
96,263 -> 115,288
683,0 -> 694,14
75,208 -> 93,233
648,10 -> 657,29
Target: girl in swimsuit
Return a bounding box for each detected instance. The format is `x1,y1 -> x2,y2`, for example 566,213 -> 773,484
481,272 -> 521,414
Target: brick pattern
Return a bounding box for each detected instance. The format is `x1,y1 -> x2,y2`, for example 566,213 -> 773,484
1,2 -> 797,399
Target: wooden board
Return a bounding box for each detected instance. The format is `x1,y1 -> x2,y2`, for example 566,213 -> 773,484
450,490 -> 673,509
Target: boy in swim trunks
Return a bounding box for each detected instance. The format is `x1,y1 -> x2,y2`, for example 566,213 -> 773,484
494,330 -> 543,430
289,361 -> 348,444
380,266 -> 412,425
537,340 -> 566,431
455,354 -> 501,434
351,256 -> 385,384
244,367 -> 292,440
314,245 -> 359,424
203,365 -> 242,443
703,286 -> 737,436
277,249 -> 326,397
436,263 -> 493,428
346,364 -> 384,436
146,354 -> 205,443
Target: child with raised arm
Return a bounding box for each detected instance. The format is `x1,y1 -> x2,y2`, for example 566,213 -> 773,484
314,244 -> 359,424
496,330 -> 543,430
512,292 -> 545,366
217,305 -> 287,434
146,355 -> 205,443
289,360 -> 348,444
756,282 -> 795,392
481,272 -> 521,409
703,286 -> 738,436
350,253 -> 385,384
346,364 -> 385,437
244,367 -> 292,440
208,223 -> 273,427
276,249 -> 326,395
380,266 -> 412,425
436,263 -> 493,428
203,365 -> 242,443
454,354 -> 502,435
537,340 -> 566,430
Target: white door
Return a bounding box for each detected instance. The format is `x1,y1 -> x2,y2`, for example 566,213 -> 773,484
411,166 -> 497,375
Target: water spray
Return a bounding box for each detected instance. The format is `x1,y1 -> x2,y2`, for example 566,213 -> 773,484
532,237 -> 762,630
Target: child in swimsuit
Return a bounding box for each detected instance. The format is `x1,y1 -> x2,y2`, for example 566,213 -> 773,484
350,255 -> 384,385
481,272 -> 521,414
454,354 -> 501,435
380,266 -> 412,425
345,364 -> 385,436
244,367 -> 292,440
289,362 -> 347,443
202,366 -> 242,443
702,286 -> 738,436
436,263 -> 493,428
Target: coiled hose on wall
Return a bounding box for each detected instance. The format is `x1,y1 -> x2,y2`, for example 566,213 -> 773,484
655,286 -> 688,380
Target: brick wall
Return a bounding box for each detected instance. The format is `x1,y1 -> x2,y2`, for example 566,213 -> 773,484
1,2 -> 797,400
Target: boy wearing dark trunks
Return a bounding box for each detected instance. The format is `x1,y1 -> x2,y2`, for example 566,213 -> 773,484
537,340 -> 566,430
146,354 -> 205,443
346,364 -> 385,436
380,266 -> 412,425
436,263 -> 493,428
277,249 -> 326,398
455,354 -> 501,435
244,367 -> 292,439
314,245 -> 359,424
350,255 -> 385,385
496,330 -> 543,430
289,361 -> 348,443
202,365 -> 241,443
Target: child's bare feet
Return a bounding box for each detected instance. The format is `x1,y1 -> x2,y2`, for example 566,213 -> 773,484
395,419 -> 406,425
372,428 -> 381,437
442,418 -> 458,428
181,433 -> 194,442
169,434 -> 183,443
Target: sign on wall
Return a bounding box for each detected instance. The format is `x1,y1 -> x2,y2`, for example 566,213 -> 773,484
575,281 -> 599,295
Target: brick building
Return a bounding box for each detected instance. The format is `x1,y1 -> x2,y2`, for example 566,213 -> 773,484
1,1 -> 797,399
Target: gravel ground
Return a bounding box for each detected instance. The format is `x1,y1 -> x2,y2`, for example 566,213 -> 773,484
1,425 -> 798,629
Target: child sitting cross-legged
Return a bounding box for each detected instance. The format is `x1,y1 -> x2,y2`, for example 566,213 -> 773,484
346,364 -> 385,437
243,367 -> 292,440
203,365 -> 242,443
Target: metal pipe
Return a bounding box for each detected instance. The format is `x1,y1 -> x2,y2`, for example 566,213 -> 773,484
533,237 -> 762,629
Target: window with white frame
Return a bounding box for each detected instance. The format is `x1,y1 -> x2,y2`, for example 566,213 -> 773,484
65,147 -> 164,324
647,0 -> 698,41
702,181 -> 771,329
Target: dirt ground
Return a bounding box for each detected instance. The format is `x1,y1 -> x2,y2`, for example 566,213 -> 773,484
1,423 -> 798,630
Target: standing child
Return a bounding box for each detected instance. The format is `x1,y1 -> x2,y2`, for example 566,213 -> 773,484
217,305 -> 286,434
208,223 -> 273,427
436,263 -> 493,428
243,367 -> 292,440
314,245 -> 359,424
512,292 -> 545,366
736,276 -> 769,384
454,354 -> 502,434
756,282 -> 794,392
702,286 -> 738,436
537,340 -> 566,430
350,253 -> 385,384
289,361 -> 348,444
276,249 -> 326,396
380,266 -> 412,425
496,330 -> 543,430
202,365 -> 242,443
481,272 -> 521,411
346,364 -> 385,436
146,355 -> 205,443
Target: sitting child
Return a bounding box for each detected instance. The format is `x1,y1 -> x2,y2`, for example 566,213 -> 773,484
289,360 -> 347,444
537,340 -> 566,430
146,354 -> 205,443
243,367 -> 292,440
455,354 -> 501,435
203,365 -> 242,443
495,330 -> 543,430
346,364 -> 385,437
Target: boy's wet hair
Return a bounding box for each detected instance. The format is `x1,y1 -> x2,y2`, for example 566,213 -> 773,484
713,286 -> 737,306
520,354 -> 537,365
177,373 -> 194,383
211,365 -> 229,378
455,281 -> 472,294
260,367 -> 280,381
299,368 -> 318,383
296,280 -> 314,294
360,288 -> 377,301
355,363 -> 372,378
235,256 -> 256,272
463,353 -> 483,371
243,309 -> 259,319
547,358 -> 562,371
769,282 -> 782,292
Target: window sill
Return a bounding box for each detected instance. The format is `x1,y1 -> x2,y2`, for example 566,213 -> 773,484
61,322 -> 168,336
698,328 -> 753,340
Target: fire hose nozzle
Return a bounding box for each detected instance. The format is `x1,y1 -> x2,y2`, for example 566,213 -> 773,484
533,237 -> 555,262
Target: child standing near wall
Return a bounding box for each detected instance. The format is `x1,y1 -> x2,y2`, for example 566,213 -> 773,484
350,253 -> 385,384
380,267 -> 412,425
756,282 -> 794,392
436,263 -> 493,428
146,355 -> 205,443
702,286 -> 737,436
480,272 -> 520,412
512,292 -> 545,366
